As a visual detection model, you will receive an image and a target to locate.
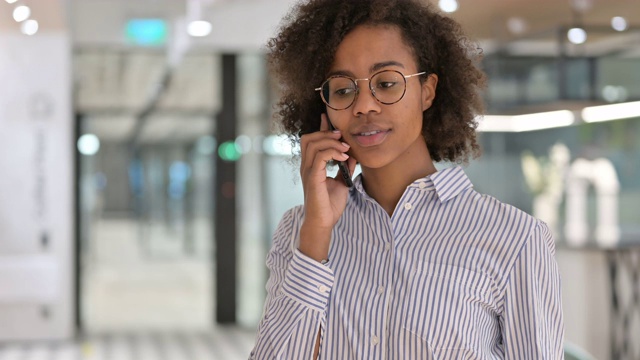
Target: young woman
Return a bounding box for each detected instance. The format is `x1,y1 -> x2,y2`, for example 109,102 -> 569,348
251,0 -> 564,359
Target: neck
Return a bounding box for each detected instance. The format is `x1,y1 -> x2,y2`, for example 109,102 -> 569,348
360,143 -> 437,217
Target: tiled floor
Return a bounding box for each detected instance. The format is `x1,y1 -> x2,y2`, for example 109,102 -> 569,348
0,328 -> 256,360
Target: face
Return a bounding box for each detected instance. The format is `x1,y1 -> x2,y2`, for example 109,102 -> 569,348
325,24 -> 437,172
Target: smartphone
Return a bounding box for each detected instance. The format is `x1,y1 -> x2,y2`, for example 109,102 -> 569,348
327,118 -> 354,188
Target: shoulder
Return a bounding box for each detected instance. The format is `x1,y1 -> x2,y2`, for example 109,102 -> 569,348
462,190 -> 555,274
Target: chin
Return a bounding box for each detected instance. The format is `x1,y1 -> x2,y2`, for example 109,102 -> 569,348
356,154 -> 393,170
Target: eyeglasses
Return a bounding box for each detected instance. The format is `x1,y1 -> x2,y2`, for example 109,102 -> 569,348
315,70 -> 426,110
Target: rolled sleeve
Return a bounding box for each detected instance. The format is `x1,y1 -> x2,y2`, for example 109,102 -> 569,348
282,249 -> 335,312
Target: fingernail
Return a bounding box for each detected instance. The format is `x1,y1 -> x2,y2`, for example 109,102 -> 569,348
332,130 -> 341,133
341,153 -> 349,159
342,142 -> 350,148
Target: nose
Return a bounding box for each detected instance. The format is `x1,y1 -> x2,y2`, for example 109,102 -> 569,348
351,80 -> 382,116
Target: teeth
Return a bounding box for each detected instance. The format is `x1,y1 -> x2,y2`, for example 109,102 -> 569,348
359,130 -> 382,136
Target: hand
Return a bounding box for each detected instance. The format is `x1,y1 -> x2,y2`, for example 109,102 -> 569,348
298,114 -> 357,262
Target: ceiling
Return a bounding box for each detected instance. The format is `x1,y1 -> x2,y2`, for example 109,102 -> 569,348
2,0 -> 639,144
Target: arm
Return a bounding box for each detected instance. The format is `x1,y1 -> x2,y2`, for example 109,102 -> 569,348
251,114 -> 355,359
501,221 -> 565,359
250,208 -> 334,360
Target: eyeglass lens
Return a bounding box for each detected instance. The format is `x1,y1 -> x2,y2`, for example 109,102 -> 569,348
321,70 -> 407,110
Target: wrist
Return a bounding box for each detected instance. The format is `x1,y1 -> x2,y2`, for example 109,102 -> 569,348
299,222 -> 332,263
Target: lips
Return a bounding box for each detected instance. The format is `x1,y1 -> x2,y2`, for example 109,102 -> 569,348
351,128 -> 390,147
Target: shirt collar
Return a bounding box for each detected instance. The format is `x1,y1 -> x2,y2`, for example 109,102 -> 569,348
353,166 -> 473,203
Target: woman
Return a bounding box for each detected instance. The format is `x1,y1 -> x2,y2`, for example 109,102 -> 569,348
251,0 -> 564,359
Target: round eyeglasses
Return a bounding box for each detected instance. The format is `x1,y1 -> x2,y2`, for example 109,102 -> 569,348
315,70 -> 426,110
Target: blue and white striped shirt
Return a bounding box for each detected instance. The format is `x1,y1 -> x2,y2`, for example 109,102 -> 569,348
251,166 -> 564,359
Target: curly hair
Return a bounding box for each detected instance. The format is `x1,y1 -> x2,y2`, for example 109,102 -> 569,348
267,0 -> 486,163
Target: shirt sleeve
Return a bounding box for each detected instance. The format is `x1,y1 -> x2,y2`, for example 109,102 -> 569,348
501,221 -> 565,359
250,208 -> 335,360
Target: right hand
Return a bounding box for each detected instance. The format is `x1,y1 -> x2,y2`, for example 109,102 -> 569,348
298,114 -> 357,262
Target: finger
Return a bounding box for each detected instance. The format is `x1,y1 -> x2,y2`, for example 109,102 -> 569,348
307,149 -> 349,179
300,130 -> 342,168
302,137 -> 350,174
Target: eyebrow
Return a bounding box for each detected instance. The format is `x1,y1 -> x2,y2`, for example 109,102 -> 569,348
327,61 -> 406,78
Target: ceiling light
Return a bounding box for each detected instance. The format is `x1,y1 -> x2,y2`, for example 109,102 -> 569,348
438,0 -> 458,13
20,19 -> 38,35
12,5 -> 30,22
582,101 -> 640,123
5,0 -> 19,3
77,134 -> 101,156
507,17 -> 527,35
611,17 -> 628,32
567,27 -> 587,44
187,20 -> 212,37
477,111 -> 575,132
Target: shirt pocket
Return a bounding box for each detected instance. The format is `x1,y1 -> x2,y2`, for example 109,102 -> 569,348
402,262 -> 494,354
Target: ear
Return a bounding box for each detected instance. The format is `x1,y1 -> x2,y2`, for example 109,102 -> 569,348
421,74 -> 438,111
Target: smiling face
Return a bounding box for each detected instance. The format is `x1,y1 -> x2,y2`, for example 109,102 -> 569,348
325,24 -> 437,173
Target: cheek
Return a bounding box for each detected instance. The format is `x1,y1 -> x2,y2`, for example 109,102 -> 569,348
326,111 -> 347,131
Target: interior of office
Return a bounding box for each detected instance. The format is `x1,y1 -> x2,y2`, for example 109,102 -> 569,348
0,0 -> 639,359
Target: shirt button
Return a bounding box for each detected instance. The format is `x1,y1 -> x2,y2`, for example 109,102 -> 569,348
377,286 -> 384,295
318,285 -> 329,293
419,182 -> 427,189
385,244 -> 391,251
371,335 -> 379,346
404,203 -> 412,210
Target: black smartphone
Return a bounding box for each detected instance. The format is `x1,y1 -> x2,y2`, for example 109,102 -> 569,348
327,118 -> 354,188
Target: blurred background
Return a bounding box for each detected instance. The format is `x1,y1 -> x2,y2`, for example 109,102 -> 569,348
0,0 -> 639,359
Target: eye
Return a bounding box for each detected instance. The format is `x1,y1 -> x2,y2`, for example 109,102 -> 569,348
334,87 -> 356,97
375,80 -> 399,89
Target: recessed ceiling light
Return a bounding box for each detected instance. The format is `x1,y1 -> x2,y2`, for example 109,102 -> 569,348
77,134 -> 101,156
438,0 -> 458,13
611,17 -> 628,32
567,27 -> 587,44
507,17 -> 527,35
187,20 -> 212,37
12,5 -> 30,22
20,19 -> 38,35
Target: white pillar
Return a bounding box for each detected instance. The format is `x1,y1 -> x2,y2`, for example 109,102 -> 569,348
0,5 -> 73,340
565,158 -> 620,247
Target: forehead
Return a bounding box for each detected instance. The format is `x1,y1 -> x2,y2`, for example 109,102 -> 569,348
330,24 -> 418,75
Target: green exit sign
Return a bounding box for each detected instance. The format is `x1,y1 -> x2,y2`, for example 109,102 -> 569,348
126,19 -> 167,46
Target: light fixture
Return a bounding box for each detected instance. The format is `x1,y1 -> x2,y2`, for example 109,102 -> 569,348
477,110 -> 575,132
187,20 -> 212,37
438,0 -> 458,13
77,134 -> 101,156
20,19 -> 38,35
611,16 -> 628,32
507,17 -> 527,35
567,27 -> 587,44
582,101 -> 640,123
12,5 -> 30,22
5,0 -> 19,3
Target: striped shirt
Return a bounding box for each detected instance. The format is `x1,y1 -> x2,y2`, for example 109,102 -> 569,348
250,166 -> 564,359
